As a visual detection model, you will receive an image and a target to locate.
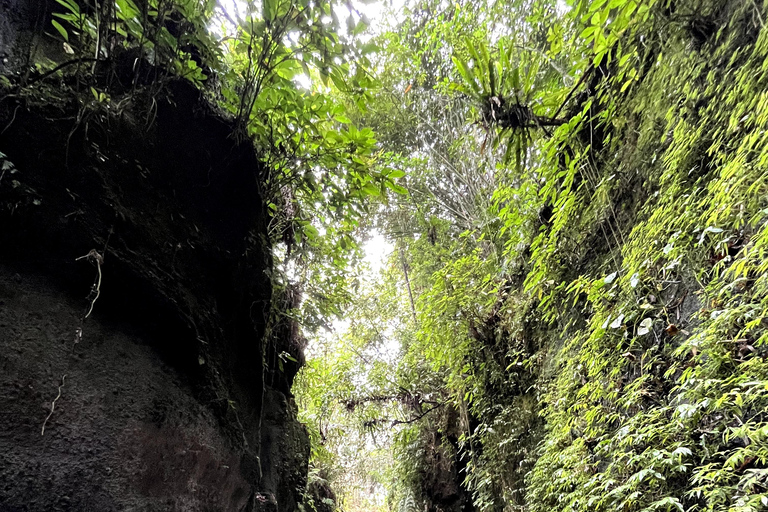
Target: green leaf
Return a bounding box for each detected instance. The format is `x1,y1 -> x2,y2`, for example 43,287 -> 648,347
263,0 -> 277,22
452,56 -> 480,95
580,26 -> 598,40
330,71 -> 347,91
51,19 -> 68,41
360,42 -> 379,54
55,0 -> 80,15
335,115 -> 352,124
384,181 -> 407,194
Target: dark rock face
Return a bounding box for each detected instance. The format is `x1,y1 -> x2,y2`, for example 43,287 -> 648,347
0,0 -> 38,71
419,409 -> 475,512
0,53 -> 308,512
0,267 -> 254,511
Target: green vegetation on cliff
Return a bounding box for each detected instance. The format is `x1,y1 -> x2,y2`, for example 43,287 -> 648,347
294,0 -> 768,510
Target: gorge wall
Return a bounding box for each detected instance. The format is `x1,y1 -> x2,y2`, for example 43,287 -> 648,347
0,6 -> 308,510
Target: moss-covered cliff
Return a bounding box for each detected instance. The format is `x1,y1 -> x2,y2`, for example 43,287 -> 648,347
526,1 -> 768,509
291,0 -> 768,509
438,0 -> 768,508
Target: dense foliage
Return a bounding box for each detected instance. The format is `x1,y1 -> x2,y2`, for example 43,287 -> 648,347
294,0 -> 768,510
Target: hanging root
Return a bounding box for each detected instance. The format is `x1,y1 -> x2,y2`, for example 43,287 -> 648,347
41,374 -> 67,436
75,249 -> 104,319
43,246 -> 107,435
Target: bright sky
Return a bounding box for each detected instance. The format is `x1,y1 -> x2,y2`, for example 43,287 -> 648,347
301,228 -> 393,361
362,229 -> 393,274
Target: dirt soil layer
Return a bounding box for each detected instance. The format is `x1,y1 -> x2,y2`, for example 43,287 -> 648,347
0,265 -> 254,511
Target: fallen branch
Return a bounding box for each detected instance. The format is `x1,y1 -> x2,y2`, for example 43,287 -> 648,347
391,403 -> 445,427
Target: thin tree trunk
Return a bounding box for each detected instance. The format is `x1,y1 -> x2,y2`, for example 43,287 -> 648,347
399,247 -> 418,324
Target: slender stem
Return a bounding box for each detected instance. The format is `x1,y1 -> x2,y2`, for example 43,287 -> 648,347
551,63 -> 595,122
399,246 -> 418,324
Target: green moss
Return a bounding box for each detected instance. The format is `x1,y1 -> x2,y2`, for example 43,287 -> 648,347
525,0 -> 768,510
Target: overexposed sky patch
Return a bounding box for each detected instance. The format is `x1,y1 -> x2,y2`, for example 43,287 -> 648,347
362,229 -> 394,275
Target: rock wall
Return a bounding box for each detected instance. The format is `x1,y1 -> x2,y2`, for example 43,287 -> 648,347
0,16 -> 309,510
